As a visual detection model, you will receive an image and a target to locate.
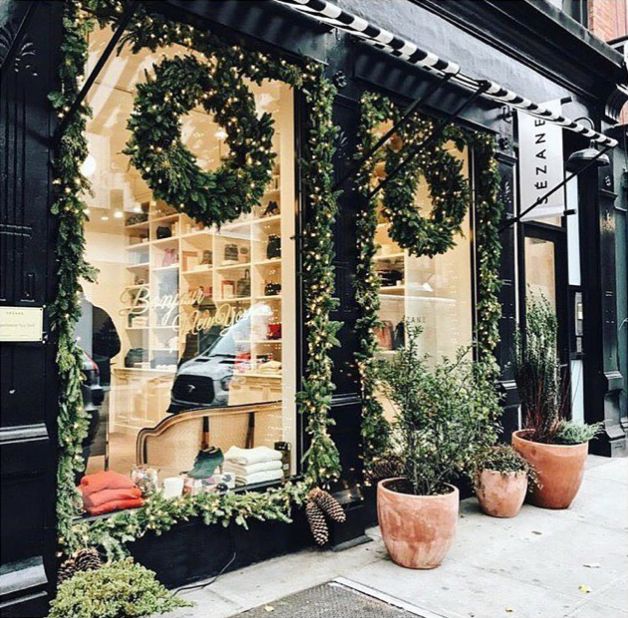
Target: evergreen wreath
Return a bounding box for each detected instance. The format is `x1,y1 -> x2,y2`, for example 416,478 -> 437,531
381,103 -> 470,258
124,54 -> 276,227
50,0 -> 341,558
355,92 -> 505,467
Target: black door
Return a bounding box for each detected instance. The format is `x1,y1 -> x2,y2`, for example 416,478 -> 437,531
520,222 -> 570,413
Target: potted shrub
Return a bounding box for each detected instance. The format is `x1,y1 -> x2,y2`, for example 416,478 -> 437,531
472,445 -> 536,518
376,323 -> 500,569
512,295 -> 602,509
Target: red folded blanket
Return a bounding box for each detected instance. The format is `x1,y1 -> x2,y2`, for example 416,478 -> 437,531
83,487 -> 142,509
80,471 -> 135,497
85,497 -> 144,516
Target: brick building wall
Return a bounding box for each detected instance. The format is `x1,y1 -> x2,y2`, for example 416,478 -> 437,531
588,0 -> 627,123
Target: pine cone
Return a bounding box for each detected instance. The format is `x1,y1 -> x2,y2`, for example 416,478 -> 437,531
305,501 -> 329,546
74,548 -> 102,573
57,558 -> 77,585
309,488 -> 346,523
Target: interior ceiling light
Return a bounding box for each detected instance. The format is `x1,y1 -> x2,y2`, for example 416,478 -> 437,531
113,210 -> 124,219
80,154 -> 97,177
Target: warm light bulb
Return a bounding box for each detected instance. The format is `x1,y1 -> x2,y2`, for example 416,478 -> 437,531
113,210 -> 124,219
214,129 -> 227,141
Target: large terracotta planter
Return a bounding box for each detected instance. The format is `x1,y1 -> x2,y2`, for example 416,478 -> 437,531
476,469 -> 527,518
377,478 -> 458,569
512,429 -> 588,509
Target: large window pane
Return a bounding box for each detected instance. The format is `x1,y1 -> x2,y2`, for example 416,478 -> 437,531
77,25 -> 297,490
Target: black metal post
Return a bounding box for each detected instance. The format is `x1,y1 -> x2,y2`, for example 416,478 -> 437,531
499,145 -> 613,231
52,0 -> 139,145
366,80 -> 491,201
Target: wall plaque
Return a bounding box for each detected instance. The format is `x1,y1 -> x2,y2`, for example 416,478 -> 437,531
0,307 -> 44,342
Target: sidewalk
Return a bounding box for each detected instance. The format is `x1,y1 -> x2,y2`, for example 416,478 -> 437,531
163,456 -> 628,618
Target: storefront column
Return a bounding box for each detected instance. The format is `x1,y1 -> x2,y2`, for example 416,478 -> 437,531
578,159 -> 627,456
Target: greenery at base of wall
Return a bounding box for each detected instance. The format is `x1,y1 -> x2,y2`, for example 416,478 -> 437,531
50,0 -> 341,558
355,92 -> 505,468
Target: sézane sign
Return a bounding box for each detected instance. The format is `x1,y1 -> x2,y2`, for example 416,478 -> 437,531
518,100 -> 565,221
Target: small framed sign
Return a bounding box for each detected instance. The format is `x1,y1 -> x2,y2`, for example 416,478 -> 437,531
0,307 -> 44,342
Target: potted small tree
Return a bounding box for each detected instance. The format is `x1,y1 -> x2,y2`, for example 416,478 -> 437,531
472,445 -> 536,518
512,294 -> 602,509
376,323 -> 499,569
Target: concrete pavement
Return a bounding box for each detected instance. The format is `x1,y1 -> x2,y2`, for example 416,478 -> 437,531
162,456 -> 628,618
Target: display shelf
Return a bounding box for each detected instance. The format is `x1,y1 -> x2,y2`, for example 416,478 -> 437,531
374,252 -> 405,260
127,262 -> 150,269
153,265 -> 179,272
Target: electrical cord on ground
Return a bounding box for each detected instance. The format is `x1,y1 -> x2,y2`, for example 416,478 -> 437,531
172,549 -> 237,596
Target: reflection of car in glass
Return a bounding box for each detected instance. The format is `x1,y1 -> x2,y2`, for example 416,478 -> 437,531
169,305 -> 269,413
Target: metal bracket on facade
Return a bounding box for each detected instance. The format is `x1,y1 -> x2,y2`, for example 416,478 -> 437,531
366,80 -> 492,201
499,145 -> 613,231
52,1 -> 139,145
332,72 -> 457,191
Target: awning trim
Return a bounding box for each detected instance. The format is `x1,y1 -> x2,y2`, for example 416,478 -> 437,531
276,0 -> 618,148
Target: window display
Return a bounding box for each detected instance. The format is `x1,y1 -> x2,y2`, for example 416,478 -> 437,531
374,143 -> 473,362
78,25 -> 297,499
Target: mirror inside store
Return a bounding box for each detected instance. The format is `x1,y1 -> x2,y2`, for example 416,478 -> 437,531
76,25 -> 297,515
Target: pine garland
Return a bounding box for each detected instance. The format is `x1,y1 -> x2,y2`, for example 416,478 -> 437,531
355,92 -> 505,468
52,0 -> 341,558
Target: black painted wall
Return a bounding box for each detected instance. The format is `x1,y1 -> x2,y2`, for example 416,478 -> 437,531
0,2 -> 62,616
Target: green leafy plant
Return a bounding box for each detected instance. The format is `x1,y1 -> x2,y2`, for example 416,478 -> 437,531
472,444 -> 538,489
554,419 -> 604,445
48,559 -> 191,618
377,322 -> 501,495
514,294 -> 600,445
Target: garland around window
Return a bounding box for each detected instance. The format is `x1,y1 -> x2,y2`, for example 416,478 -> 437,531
355,92 -> 505,466
50,0 -> 341,559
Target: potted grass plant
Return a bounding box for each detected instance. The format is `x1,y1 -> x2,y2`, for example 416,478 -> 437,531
512,294 -> 602,509
472,445 -> 537,518
376,322 -> 499,569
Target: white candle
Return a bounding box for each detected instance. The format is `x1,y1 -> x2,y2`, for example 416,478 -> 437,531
162,476 -> 184,499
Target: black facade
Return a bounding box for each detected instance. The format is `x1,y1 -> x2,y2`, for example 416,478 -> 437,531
1,1 -> 626,615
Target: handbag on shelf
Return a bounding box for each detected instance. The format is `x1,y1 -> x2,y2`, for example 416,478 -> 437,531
267,323 -> 282,340
124,348 -> 148,368
236,269 -> 251,297
200,250 -> 212,266
156,226 -> 172,239
393,321 -> 405,350
374,321 -> 394,350
266,235 -> 281,260
263,200 -> 280,217
224,243 -> 239,263
162,248 -> 178,267
377,269 -> 403,287
264,282 -> 281,296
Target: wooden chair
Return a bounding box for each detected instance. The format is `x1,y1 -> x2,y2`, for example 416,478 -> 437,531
135,402 -> 283,478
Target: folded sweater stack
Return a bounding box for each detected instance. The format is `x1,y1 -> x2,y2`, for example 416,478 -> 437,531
223,446 -> 283,486
80,471 -> 144,516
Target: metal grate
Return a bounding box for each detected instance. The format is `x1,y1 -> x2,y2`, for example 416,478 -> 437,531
235,582 -> 418,617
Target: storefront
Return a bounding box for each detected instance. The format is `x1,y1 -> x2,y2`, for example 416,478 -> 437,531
1,1 -> 626,615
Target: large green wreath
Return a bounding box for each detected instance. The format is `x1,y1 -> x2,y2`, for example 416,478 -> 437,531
50,0 -> 341,559
371,97 -> 470,258
124,54 -> 275,227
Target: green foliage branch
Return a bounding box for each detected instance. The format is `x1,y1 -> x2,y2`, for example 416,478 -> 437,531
50,0 -> 341,558
48,558 -> 191,618
377,323 -> 500,496
355,92 -> 505,472
514,294 -> 602,444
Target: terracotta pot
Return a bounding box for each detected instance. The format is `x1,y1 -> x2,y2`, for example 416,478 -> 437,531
476,469 -> 527,518
377,478 -> 459,569
512,429 -> 588,509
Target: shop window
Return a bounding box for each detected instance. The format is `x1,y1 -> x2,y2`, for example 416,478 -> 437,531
77,25 -> 297,493
374,145 -> 473,362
